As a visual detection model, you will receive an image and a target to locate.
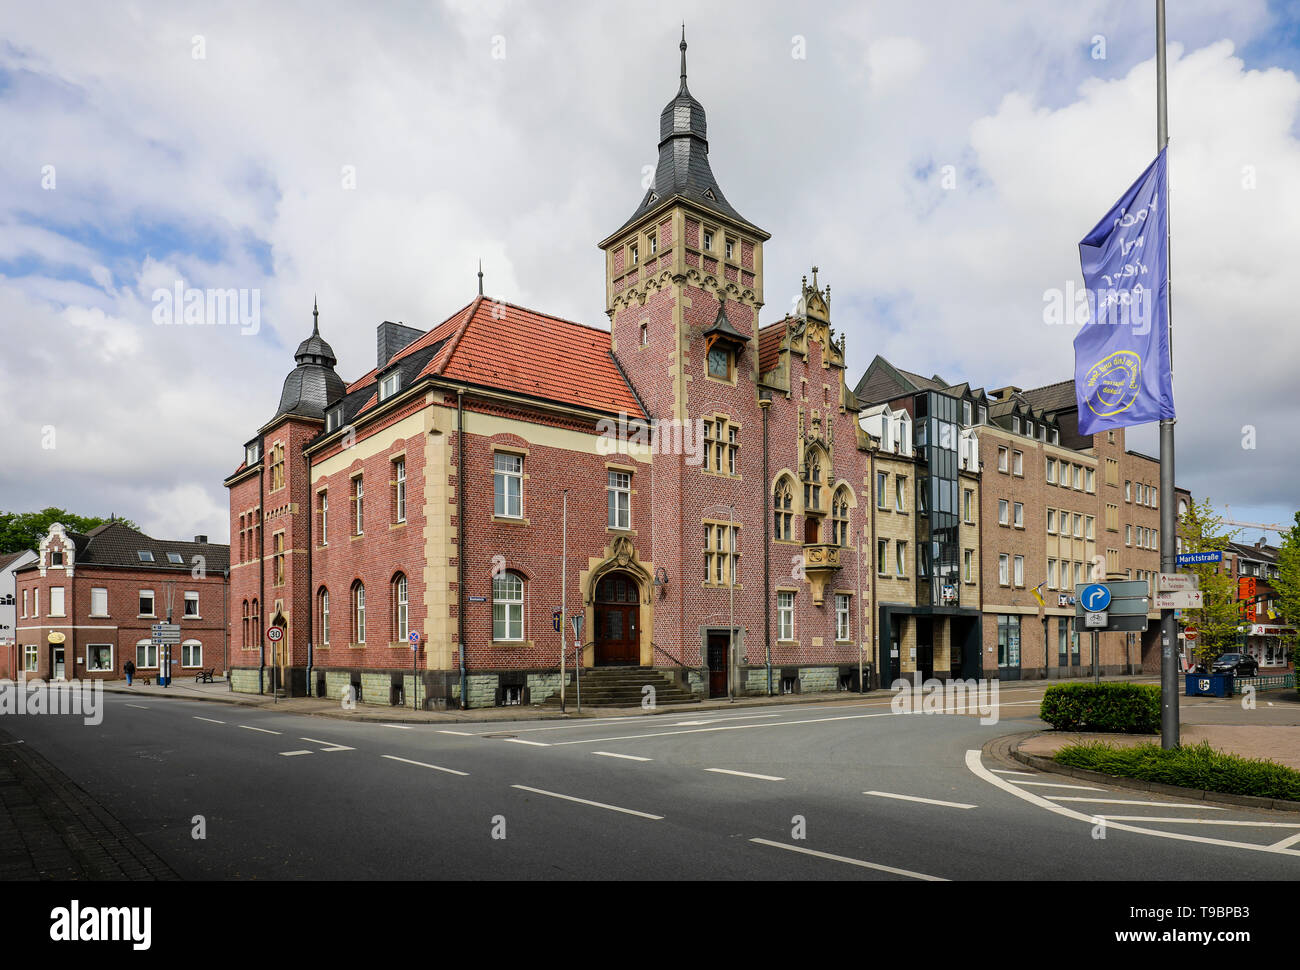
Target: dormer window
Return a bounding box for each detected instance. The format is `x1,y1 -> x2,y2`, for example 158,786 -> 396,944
978,405 -> 988,425
379,372 -> 400,402
1012,415 -> 1021,434
326,406 -> 343,432
50,551 -> 63,566
137,550 -> 154,563
245,442 -> 261,465
1025,420 -> 1034,438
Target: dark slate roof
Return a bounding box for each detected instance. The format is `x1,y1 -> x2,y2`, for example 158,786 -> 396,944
854,354 -> 954,404
13,522 -> 229,574
275,303 -> 347,423
703,304 -> 750,343
1229,540 -> 1278,564
609,34 -> 765,240
1020,379 -> 1078,415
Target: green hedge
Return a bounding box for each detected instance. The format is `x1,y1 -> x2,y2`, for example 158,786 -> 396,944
1039,683 -> 1161,733
1054,740 -> 1300,802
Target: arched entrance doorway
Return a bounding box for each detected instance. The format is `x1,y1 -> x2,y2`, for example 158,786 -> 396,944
594,572 -> 640,666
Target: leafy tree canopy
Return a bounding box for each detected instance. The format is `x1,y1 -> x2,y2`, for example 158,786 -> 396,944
0,508 -> 139,555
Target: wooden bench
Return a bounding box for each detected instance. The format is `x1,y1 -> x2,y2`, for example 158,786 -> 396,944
195,667 -> 216,684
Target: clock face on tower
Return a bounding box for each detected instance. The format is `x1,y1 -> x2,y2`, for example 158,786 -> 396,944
707,345 -> 730,379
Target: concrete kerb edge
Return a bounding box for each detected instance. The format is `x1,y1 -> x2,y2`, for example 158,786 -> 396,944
991,730 -> 1300,814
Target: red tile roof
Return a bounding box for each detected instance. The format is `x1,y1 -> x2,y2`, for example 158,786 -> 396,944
758,320 -> 787,374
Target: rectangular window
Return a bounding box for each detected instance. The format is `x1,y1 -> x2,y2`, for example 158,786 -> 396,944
607,470 -> 631,530
1105,458 -> 1119,487
705,523 -> 738,587
1085,516 -> 1095,540
394,459 -> 407,523
1105,503 -> 1119,532
22,589 -> 28,617
139,590 -> 155,617
999,554 -> 1009,586
777,591 -> 794,641
896,541 -> 907,577
998,448 -> 1008,473
23,644 -> 38,672
1046,458 -> 1057,484
703,228 -> 714,251
1014,502 -> 1024,528
835,593 -> 851,641
963,489 -> 973,523
1012,416 -> 1021,434
181,641 -> 202,667
49,586 -> 65,617
319,491 -> 328,544
1014,555 -> 1024,587
1013,451 -> 1023,475
725,238 -> 735,261
354,476 -> 364,534
494,453 -> 523,518
1126,524 -> 1132,546
998,500 -> 1009,526
34,589 -> 39,617
1047,509 -> 1056,534
1125,480 -> 1132,502
1047,559 -> 1057,589
895,476 -> 906,512
1085,468 -> 1095,493
630,243 -> 639,265
877,472 -> 888,509
979,405 -> 988,425
184,591 -> 199,617
90,587 -> 108,617
1073,465 -> 1082,489
87,644 -> 113,672
273,532 -> 285,586
963,549 -> 974,583
1074,562 -> 1083,587
877,539 -> 888,576
1073,513 -> 1083,539
997,615 -> 1021,667
379,372 -> 400,401
136,642 -> 159,669
640,322 -> 648,346
963,401 -> 972,426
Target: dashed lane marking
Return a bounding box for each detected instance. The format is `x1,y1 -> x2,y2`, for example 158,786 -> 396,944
300,737 -> 355,752
864,790 -> 976,810
750,839 -> 948,881
437,730 -> 475,736
510,785 -> 662,820
503,738 -> 550,747
381,724 -> 413,730
193,716 -> 225,724
279,750 -> 313,757
238,725 -> 282,735
381,755 -> 468,776
705,768 -> 785,782
125,704 -> 149,709
593,751 -> 653,762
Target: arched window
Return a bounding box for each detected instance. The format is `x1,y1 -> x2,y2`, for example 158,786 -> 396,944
392,573 -> 408,642
832,487 -> 851,546
352,582 -> 365,644
241,600 -> 249,647
318,587 -> 330,645
251,598 -> 260,647
493,572 -> 524,642
802,450 -> 825,511
773,477 -> 794,541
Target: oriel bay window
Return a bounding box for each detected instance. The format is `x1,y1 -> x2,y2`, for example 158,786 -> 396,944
494,452 -> 523,517
493,572 -> 524,641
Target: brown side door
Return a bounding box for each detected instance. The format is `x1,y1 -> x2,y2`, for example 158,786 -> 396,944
596,604 -> 638,665
707,633 -> 729,698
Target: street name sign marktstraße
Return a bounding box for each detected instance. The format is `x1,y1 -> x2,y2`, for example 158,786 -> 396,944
1177,551 -> 1222,565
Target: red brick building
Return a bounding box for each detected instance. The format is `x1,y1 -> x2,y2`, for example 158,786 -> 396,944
12,521 -> 230,681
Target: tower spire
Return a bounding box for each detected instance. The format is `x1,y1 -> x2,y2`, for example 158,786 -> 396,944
679,24 -> 688,93
312,294 -> 319,335
477,259 -> 484,296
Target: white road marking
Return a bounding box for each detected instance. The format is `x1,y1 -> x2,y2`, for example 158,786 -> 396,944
300,737 -> 354,752
673,714 -> 782,726
991,769 -> 1038,777
238,725 -> 282,735
1098,816 -> 1300,827
503,738 -> 550,747
125,703 -> 149,709
279,750 -> 313,757
966,749 -> 1300,858
750,838 -> 948,881
1013,781 -> 1105,791
381,724 -> 413,730
381,755 -> 468,776
593,751 -> 652,762
438,730 -> 475,736
193,716 -> 225,724
705,768 -> 785,781
1047,797 -> 1225,809
864,790 -> 976,810
510,785 -> 662,820
1270,832 -> 1300,849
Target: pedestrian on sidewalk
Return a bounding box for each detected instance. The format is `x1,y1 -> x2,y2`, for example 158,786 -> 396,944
124,659 -> 135,686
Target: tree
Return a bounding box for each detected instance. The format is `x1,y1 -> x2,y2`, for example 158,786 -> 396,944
1176,498 -> 1241,663
1275,511 -> 1300,653
0,508 -> 139,555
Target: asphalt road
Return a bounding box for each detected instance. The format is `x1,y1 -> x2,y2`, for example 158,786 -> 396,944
7,685 -> 1300,880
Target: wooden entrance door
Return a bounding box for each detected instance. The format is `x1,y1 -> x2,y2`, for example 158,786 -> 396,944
594,574 -> 640,665
706,633 -> 730,698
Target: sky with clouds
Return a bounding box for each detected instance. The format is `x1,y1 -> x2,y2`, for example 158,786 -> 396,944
1,0 -> 1297,545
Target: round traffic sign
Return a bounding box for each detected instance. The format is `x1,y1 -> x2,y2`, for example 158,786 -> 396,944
409,631 -> 420,643
1184,626 -> 1198,642
267,627 -> 283,642
1080,583 -> 1111,612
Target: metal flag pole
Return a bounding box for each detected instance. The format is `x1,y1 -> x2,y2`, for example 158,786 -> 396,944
1156,0 -> 1179,750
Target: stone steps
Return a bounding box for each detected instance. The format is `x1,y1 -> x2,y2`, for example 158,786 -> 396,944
541,666 -> 700,707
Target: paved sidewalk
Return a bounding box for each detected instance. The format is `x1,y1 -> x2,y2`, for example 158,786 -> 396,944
0,725 -> 179,881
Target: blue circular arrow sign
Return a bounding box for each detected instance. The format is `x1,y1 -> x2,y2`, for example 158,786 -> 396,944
1081,583 -> 1111,612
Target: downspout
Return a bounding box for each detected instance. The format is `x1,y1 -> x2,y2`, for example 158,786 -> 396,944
258,448 -> 265,696
760,392 -> 772,695
305,454 -> 313,698
457,388 -> 467,709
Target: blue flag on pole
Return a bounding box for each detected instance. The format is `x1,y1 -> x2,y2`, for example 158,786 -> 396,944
1073,148 -> 1174,435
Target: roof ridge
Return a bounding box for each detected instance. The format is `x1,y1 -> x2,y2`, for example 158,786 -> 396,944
434,296 -> 484,377
483,297 -> 611,336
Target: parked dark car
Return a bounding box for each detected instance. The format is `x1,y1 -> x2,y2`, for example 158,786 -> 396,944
1211,653 -> 1258,677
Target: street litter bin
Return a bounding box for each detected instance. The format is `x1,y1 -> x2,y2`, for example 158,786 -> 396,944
1185,672 -> 1233,697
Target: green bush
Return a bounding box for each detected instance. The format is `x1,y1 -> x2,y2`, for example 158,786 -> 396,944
1054,740 -> 1300,802
1039,682 -> 1161,733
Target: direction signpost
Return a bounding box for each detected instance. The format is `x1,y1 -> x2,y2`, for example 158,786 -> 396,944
409,631 -> 420,710
1074,581 -> 1151,683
